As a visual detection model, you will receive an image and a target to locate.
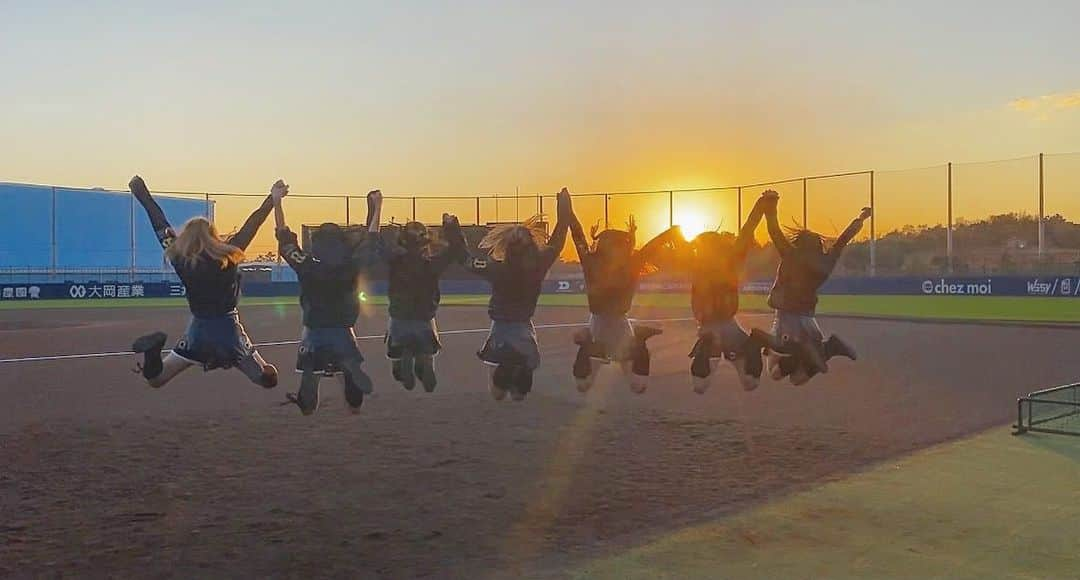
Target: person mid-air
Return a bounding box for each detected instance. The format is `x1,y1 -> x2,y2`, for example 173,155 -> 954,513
670,190 -> 774,394
461,188 -> 571,402
372,212 -> 466,393
129,175 -> 279,390
566,197 -> 675,394
760,194 -> 871,385
273,185 -> 383,415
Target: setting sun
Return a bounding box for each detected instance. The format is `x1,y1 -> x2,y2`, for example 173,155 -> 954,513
673,211 -> 708,238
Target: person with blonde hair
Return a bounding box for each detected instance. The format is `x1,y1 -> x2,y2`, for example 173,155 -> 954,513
461,188 -> 571,401
566,206 -> 675,394
274,186 -> 384,415
129,175 -> 280,390
760,194 -> 871,385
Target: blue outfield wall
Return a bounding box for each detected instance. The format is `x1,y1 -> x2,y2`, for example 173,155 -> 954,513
3,275 -> 1080,303
0,182 -> 209,271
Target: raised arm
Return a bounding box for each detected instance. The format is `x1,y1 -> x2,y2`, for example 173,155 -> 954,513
227,186 -> 276,251
562,188 -> 590,263
271,180 -> 290,232
429,213 -> 467,274
365,189 -> 382,234
349,190 -> 386,267
828,206 -> 872,259
637,223 -> 683,266
735,191 -> 772,254
762,190 -> 793,256
129,175 -> 175,248
542,188 -> 572,264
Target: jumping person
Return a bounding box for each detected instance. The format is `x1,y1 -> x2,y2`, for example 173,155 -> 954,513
673,191 -> 773,394
129,175 -> 279,390
760,193 -> 871,385
273,186 -> 383,415
461,188 -> 571,402
373,213 -> 466,392
567,205 -> 675,394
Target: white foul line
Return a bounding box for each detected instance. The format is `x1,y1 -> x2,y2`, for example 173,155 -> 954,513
0,317 -> 697,365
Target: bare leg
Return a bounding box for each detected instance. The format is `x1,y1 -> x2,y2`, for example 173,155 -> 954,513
414,354 -> 437,392
146,353 -> 193,388
293,370 -> 321,415
487,366 -> 507,401
236,351 -> 278,389
732,357 -> 760,392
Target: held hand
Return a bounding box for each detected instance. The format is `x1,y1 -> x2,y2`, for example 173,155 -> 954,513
368,189 -> 383,203
859,206 -> 873,221
627,214 -> 638,234
271,179 -> 289,201
129,175 -> 148,194
761,189 -> 780,214
557,187 -> 573,220
443,213 -> 459,226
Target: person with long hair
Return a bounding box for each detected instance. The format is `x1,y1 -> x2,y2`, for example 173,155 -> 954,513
461,188 -> 571,401
760,194 -> 871,385
671,191 -> 773,394
273,186 -> 383,415
129,175 -> 280,389
373,213 -> 466,392
567,207 -> 676,394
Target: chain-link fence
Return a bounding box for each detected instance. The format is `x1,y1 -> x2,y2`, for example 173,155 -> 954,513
5,152 -> 1080,278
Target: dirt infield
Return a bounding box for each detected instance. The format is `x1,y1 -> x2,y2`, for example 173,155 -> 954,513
2,303 -> 1079,578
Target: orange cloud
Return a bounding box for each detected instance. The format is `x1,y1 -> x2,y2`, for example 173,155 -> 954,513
1009,91 -> 1080,119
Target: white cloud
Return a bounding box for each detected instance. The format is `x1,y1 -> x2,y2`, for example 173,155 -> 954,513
1009,91 -> 1080,120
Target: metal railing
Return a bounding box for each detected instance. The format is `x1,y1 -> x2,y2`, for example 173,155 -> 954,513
1015,383 -> 1080,436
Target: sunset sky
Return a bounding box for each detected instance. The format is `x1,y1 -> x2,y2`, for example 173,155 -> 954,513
4,1 -> 1080,245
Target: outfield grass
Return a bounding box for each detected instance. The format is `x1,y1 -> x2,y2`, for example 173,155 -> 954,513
574,427 -> 1080,579
2,293 -> 1079,324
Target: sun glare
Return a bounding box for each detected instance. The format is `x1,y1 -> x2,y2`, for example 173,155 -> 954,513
673,210 -> 708,239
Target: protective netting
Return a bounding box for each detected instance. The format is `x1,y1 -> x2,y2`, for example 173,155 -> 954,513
671,188 -> 739,238
351,196 -> 414,227
873,165 -> 950,275
10,152 -> 1080,275
606,192 -> 671,247
951,156 -> 1038,275
415,197 -> 483,226
742,180 -> 805,245
208,194 -> 347,260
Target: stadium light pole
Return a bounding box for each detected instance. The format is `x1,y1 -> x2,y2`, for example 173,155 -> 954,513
737,187 -> 742,229
947,162 -> 954,274
802,178 -> 808,227
869,171 -> 876,277
1038,153 -> 1045,260
668,191 -> 674,228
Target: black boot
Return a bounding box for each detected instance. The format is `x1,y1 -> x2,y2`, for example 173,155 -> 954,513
824,335 -> 857,361
132,332 -> 167,380
742,334 -> 765,379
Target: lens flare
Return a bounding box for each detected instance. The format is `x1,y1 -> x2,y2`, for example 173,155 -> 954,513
674,211 -> 708,238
